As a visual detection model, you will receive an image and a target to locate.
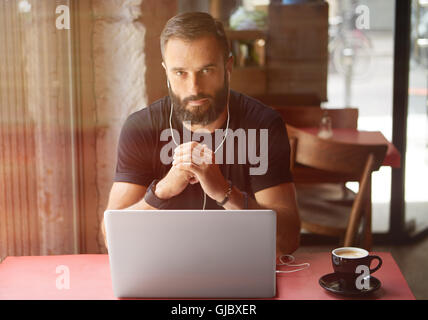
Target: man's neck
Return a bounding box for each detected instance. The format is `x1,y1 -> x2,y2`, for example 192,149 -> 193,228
182,105 -> 228,133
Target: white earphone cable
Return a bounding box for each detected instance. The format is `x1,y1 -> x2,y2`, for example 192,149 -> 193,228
276,255 -> 310,273
169,93 -> 230,153
168,85 -> 230,210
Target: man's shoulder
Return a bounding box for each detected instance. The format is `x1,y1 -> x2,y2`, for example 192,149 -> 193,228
231,90 -> 283,128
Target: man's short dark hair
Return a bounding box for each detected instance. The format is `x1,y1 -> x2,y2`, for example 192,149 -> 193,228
160,12 -> 230,64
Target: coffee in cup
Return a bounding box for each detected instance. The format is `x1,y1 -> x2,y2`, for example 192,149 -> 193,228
331,247 -> 382,290
334,249 -> 367,258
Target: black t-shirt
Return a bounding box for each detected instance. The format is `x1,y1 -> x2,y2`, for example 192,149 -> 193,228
114,90 -> 293,209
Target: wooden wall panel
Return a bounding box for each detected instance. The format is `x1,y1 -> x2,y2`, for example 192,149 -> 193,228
90,0 -> 147,253
0,0 -> 40,259
267,1 -> 329,101
141,0 -> 177,104
21,0 -> 77,256
0,0 -> 171,258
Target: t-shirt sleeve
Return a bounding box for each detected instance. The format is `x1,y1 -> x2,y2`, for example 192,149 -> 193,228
249,115 -> 293,193
114,114 -> 155,187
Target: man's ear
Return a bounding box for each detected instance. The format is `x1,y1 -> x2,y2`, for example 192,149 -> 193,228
162,62 -> 171,89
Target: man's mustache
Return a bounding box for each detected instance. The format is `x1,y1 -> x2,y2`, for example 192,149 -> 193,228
182,94 -> 213,105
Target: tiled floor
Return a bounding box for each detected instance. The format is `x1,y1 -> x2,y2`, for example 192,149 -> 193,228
296,235 -> 428,299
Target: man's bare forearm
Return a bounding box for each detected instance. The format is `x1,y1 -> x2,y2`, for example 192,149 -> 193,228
102,197 -> 156,250
222,186 -> 300,255
275,206 -> 300,255
126,198 -> 156,210
253,202 -> 300,255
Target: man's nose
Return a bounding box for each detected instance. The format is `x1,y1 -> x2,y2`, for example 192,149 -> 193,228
188,73 -> 202,96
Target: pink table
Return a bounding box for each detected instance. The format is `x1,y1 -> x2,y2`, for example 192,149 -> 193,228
0,252 -> 414,300
301,128 -> 401,168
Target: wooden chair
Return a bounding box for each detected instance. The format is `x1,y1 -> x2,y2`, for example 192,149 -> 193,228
273,106 -> 359,129
253,93 -> 321,107
279,106 -> 359,202
286,125 -> 387,250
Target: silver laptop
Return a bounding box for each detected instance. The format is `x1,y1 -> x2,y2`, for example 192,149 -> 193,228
104,210 -> 277,298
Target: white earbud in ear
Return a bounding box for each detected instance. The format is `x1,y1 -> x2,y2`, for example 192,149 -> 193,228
162,61 -> 170,89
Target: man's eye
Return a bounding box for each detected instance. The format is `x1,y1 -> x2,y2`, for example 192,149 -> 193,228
202,68 -> 211,74
175,71 -> 184,76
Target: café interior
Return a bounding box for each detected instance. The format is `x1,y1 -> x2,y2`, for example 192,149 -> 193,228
0,0 -> 427,299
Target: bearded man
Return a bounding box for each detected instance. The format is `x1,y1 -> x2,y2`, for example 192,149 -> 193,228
102,12 -> 300,256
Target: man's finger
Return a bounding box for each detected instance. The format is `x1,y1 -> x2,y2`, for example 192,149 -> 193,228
189,176 -> 199,184
175,143 -> 212,158
174,148 -> 211,166
173,154 -> 204,165
191,144 -> 206,165
173,153 -> 192,163
174,141 -> 200,155
200,145 -> 214,164
174,162 -> 201,174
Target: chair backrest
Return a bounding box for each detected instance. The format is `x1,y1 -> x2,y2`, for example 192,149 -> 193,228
286,125 -> 387,176
253,93 -> 321,107
273,106 -> 359,129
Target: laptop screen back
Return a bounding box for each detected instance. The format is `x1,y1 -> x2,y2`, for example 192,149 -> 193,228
104,209 -> 276,298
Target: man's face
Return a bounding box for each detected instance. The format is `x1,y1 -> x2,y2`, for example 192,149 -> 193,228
163,36 -> 232,126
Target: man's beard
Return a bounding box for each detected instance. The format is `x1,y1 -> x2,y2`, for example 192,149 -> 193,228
168,73 -> 229,126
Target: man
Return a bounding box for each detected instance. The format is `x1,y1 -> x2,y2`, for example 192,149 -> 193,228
102,12 -> 300,256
